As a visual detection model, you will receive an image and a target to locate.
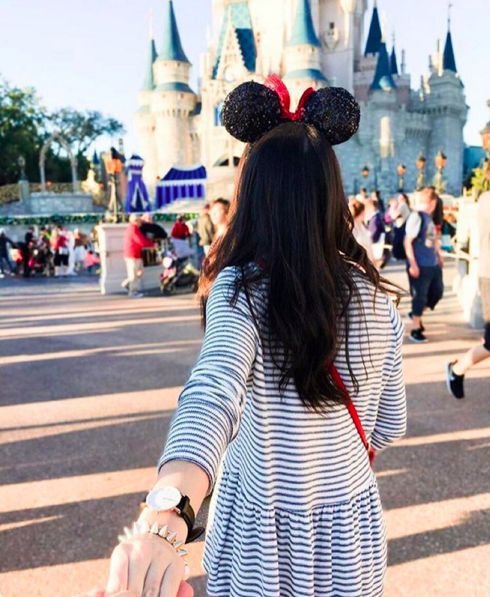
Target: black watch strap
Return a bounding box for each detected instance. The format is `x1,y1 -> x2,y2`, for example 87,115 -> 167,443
140,493 -> 205,543
176,495 -> 195,539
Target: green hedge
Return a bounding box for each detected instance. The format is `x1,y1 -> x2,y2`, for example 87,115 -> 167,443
0,212 -> 199,226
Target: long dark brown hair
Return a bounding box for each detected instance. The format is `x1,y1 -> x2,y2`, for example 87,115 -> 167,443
200,122 -> 396,411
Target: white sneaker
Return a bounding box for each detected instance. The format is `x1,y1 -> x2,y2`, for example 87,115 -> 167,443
129,291 -> 144,298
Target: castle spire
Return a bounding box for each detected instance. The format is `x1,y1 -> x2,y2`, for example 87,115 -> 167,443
288,0 -> 321,48
390,37 -> 399,76
364,2 -> 383,56
160,0 -> 190,63
371,42 -> 397,90
143,36 -> 158,91
442,19 -> 457,72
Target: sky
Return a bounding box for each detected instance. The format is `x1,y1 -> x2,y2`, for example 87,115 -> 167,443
1,0 -> 489,159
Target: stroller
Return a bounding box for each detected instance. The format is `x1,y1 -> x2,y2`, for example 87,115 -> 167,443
160,241 -> 199,296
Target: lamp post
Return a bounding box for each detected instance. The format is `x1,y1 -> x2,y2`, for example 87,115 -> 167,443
396,163 -> 407,192
18,155 -> 27,181
360,165 -> 369,196
434,150 -> 447,194
416,154 -> 426,190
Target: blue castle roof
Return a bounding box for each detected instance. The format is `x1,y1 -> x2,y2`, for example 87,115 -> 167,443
443,30 -> 457,72
390,46 -> 399,76
288,0 -> 321,47
213,2 -> 256,79
160,0 -> 190,63
364,5 -> 382,56
371,42 -> 397,91
143,38 -> 158,90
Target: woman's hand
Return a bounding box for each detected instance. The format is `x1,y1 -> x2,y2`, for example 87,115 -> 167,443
103,510 -> 191,597
408,262 -> 420,279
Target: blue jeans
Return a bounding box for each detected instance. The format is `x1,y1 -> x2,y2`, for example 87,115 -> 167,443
409,265 -> 444,317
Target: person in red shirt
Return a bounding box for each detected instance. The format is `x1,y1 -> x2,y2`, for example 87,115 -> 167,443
171,216 -> 191,240
122,214 -> 154,297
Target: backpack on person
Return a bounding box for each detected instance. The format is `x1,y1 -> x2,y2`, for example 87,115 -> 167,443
392,223 -> 407,260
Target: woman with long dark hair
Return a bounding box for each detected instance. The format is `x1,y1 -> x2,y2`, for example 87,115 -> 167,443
102,79 -> 406,597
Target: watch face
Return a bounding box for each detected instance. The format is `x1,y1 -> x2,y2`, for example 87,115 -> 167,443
146,487 -> 181,511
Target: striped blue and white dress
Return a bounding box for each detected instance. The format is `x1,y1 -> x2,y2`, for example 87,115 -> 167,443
160,266 -> 407,597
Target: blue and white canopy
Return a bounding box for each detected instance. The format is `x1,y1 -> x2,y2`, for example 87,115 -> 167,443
155,165 -> 207,210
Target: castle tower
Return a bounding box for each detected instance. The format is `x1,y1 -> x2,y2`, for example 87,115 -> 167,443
200,0 -> 257,172
150,0 -> 197,179
284,0 -> 327,104
317,0 -> 367,90
135,35 -> 159,185
353,1 -> 382,102
425,21 -> 467,194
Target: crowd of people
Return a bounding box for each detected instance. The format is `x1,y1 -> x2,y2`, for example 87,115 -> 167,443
347,186 -> 457,344
121,198 -> 231,297
0,225 -> 100,279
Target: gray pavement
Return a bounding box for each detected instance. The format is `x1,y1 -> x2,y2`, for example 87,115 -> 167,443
0,264 -> 489,597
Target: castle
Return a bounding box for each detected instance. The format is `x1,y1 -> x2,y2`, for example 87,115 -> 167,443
136,0 -> 468,199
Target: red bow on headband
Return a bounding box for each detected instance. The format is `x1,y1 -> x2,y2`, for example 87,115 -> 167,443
264,75 -> 315,122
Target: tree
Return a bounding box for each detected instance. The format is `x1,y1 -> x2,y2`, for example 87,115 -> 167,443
48,108 -> 124,156
0,79 -> 44,185
0,77 -> 125,186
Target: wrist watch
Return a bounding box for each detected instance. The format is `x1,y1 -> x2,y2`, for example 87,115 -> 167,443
144,486 -> 199,542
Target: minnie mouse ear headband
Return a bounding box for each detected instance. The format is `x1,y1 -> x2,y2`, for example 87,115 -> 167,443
221,75 -> 360,146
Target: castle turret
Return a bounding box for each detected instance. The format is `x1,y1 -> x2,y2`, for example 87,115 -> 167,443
442,28 -> 457,73
353,1 -> 382,102
284,0 -> 327,104
151,0 -> 197,178
364,1 -> 382,56
135,34 -> 159,186
371,42 -> 396,91
212,0 -> 257,83
425,19 -> 467,194
317,0 -> 367,91
390,44 -> 398,76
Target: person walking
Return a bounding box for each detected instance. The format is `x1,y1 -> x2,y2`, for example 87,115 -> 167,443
0,229 -> 15,277
50,227 -> 70,277
196,203 -> 215,258
122,214 -> 154,297
349,198 -> 375,262
446,188 -> 490,398
364,197 -> 385,268
404,187 -> 444,343
95,80 -> 406,597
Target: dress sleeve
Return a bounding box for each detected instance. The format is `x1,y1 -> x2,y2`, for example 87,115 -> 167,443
370,298 -> 407,452
158,268 -> 258,491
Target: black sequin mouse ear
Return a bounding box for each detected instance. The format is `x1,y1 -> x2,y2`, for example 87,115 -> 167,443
221,81 -> 283,144
302,87 -> 360,145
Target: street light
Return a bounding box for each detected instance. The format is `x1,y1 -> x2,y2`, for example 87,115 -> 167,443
397,163 -> 407,192
434,150 -> 447,194
416,154 -> 426,190
18,155 -> 27,181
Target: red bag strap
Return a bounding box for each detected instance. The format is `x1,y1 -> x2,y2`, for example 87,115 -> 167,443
330,364 -> 370,454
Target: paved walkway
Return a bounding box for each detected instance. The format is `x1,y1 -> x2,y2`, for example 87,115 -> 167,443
0,264 -> 489,596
